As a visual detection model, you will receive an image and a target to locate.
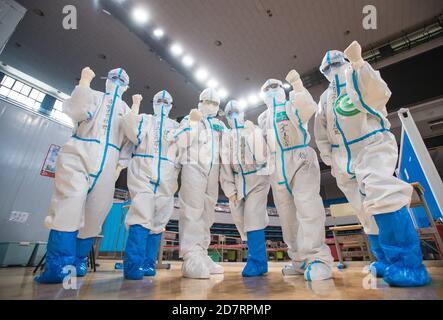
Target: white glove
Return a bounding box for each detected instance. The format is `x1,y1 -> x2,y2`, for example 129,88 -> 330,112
344,41 -> 365,69
189,109 -> 202,123
285,69 -> 304,92
79,67 -> 95,88
131,94 -> 143,115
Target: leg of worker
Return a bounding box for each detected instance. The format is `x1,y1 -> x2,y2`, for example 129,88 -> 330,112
357,138 -> 430,287
229,199 -> 247,241
143,195 -> 174,276
242,183 -> 270,277
76,157 -> 116,276
272,180 -> 303,275
335,171 -> 386,275
179,165 -> 210,279
291,149 -> 333,281
35,157 -> 88,284
203,166 -> 224,274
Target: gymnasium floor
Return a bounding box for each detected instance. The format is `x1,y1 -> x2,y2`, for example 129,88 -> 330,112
0,261 -> 442,300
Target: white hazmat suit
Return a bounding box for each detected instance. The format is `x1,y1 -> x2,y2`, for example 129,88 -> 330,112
259,77 -> 333,281
220,100 -> 270,241
169,88 -> 227,279
124,90 -> 180,233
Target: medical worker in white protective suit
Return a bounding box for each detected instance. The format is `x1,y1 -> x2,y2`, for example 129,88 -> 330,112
258,73 -> 334,282
121,90 -> 182,280
36,67 -> 137,283
220,100 -> 270,277
169,88 -> 227,279
315,41 -> 431,287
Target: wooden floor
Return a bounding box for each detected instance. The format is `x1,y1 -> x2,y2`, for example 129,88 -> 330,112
1,260 -> 442,300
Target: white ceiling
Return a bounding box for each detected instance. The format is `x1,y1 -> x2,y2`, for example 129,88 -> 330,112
1,0 -> 442,118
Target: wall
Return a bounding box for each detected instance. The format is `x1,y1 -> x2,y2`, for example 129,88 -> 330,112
0,98 -> 72,242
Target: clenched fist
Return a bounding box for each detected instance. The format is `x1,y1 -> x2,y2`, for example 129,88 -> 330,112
344,41 -> 365,69
286,69 -> 304,92
131,94 -> 143,115
79,67 -> 95,88
189,108 -> 203,123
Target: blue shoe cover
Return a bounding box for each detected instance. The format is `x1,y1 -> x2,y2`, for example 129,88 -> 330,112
242,229 -> 268,277
123,225 -> 149,280
143,233 -> 162,277
35,230 -> 78,284
368,235 -> 388,278
74,237 -> 95,277
374,207 -> 431,287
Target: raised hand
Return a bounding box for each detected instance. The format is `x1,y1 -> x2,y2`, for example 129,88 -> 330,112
131,94 -> 143,114
286,69 -> 304,92
344,41 -> 365,69
79,67 -> 95,88
189,108 -> 203,123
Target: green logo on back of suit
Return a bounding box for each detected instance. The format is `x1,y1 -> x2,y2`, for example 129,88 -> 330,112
335,94 -> 360,117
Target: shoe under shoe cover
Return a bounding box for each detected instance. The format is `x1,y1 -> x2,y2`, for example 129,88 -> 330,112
204,255 -> 224,274
383,262 -> 431,287
182,254 -> 211,279
282,261 -> 307,276
304,260 -> 333,281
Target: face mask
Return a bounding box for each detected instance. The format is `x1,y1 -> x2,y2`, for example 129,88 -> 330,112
262,87 -> 286,108
105,79 -> 128,98
198,100 -> 219,117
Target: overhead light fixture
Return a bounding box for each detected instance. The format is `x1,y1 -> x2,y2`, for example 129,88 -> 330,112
207,78 -> 219,88
239,98 -> 248,109
131,7 -> 149,25
170,43 -> 183,56
283,83 -> 291,89
153,28 -> 164,38
248,94 -> 258,105
219,88 -> 229,99
195,68 -> 208,82
182,55 -> 194,67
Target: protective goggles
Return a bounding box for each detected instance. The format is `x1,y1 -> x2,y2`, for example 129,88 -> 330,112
107,75 -> 129,87
156,98 -> 172,106
200,100 -> 219,107
226,110 -> 240,119
320,61 -> 344,75
262,83 -> 282,93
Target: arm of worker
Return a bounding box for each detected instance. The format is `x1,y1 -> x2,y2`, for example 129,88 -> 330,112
285,70 -> 317,124
167,109 -> 201,149
220,133 -> 238,202
344,41 -> 392,113
244,121 -> 267,166
63,67 -> 100,122
314,93 -> 333,166
122,95 -> 148,146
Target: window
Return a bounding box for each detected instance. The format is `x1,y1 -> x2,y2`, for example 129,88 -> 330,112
0,74 -> 73,127
0,75 -> 46,110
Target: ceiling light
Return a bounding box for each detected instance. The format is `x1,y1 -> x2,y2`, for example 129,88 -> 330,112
219,88 -> 229,99
153,28 -> 164,38
248,94 -> 258,105
131,7 -> 149,25
170,43 -> 183,56
207,79 -> 219,88
239,98 -> 248,109
283,83 -> 291,89
195,68 -> 208,81
182,55 -> 194,67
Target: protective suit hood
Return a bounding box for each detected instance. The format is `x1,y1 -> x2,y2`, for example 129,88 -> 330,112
261,79 -> 286,108
319,51 -> 349,83
198,88 -> 220,117
224,100 -> 244,128
153,90 -> 173,117
105,68 -> 129,97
